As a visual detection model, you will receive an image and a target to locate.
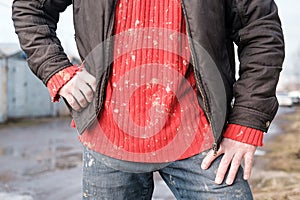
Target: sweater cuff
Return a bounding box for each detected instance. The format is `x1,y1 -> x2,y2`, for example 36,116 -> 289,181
223,124 -> 264,146
47,65 -> 81,102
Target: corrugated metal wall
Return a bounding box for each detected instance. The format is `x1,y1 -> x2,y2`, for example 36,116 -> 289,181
0,59 -> 7,122
7,58 -> 54,118
0,57 -> 70,123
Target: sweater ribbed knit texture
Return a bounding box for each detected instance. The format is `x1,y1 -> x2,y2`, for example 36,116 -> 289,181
78,0 -> 215,162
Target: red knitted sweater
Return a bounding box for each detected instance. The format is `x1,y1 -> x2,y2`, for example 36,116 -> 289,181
47,0 -> 263,163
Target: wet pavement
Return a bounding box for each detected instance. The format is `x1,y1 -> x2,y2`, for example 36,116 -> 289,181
0,117 -> 175,200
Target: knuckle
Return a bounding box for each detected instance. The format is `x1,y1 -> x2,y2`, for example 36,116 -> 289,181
86,90 -> 94,97
73,80 -> 82,89
69,76 -> 78,86
65,96 -> 81,111
244,156 -> 254,165
89,82 -> 97,91
70,87 -> 78,94
69,101 -> 77,107
66,96 -> 73,103
86,96 -> 93,103
79,98 -> 87,106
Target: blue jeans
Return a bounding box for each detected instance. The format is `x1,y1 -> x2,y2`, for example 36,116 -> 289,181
82,146 -> 253,200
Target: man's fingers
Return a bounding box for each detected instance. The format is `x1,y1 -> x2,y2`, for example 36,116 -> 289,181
57,67 -> 97,111
243,152 -> 254,180
73,76 -> 95,105
201,148 -> 223,170
73,88 -> 88,108
65,94 -> 81,111
215,153 -> 233,184
79,83 -> 95,103
225,153 -> 243,185
203,139 -> 257,185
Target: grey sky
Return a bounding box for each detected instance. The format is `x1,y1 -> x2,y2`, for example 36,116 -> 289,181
1,0 -> 299,87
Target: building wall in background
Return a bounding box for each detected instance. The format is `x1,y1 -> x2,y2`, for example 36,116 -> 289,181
0,58 -> 7,122
0,54 -> 70,123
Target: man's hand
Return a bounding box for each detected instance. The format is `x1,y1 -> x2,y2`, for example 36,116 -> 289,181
59,68 -> 96,111
201,138 -> 257,185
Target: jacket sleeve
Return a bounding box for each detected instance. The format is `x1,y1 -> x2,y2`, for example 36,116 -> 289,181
12,0 -> 73,85
228,0 -> 285,132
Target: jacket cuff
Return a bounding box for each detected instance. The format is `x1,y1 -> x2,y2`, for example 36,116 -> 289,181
223,124 -> 264,146
46,65 -> 81,102
228,106 -> 275,133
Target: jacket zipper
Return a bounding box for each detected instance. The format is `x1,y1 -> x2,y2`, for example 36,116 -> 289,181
180,0 -> 220,155
82,0 -> 119,134
95,0 -> 119,117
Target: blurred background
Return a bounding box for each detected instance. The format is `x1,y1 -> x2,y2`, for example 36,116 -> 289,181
0,0 -> 299,200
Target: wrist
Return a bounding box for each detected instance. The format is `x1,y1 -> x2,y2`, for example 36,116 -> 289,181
47,65 -> 81,102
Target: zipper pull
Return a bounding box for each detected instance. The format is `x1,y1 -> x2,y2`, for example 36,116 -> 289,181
212,143 -> 219,156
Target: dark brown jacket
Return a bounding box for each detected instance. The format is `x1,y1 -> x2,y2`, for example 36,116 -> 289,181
12,0 -> 284,149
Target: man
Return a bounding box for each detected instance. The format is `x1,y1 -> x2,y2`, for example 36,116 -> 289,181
12,0 -> 284,199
